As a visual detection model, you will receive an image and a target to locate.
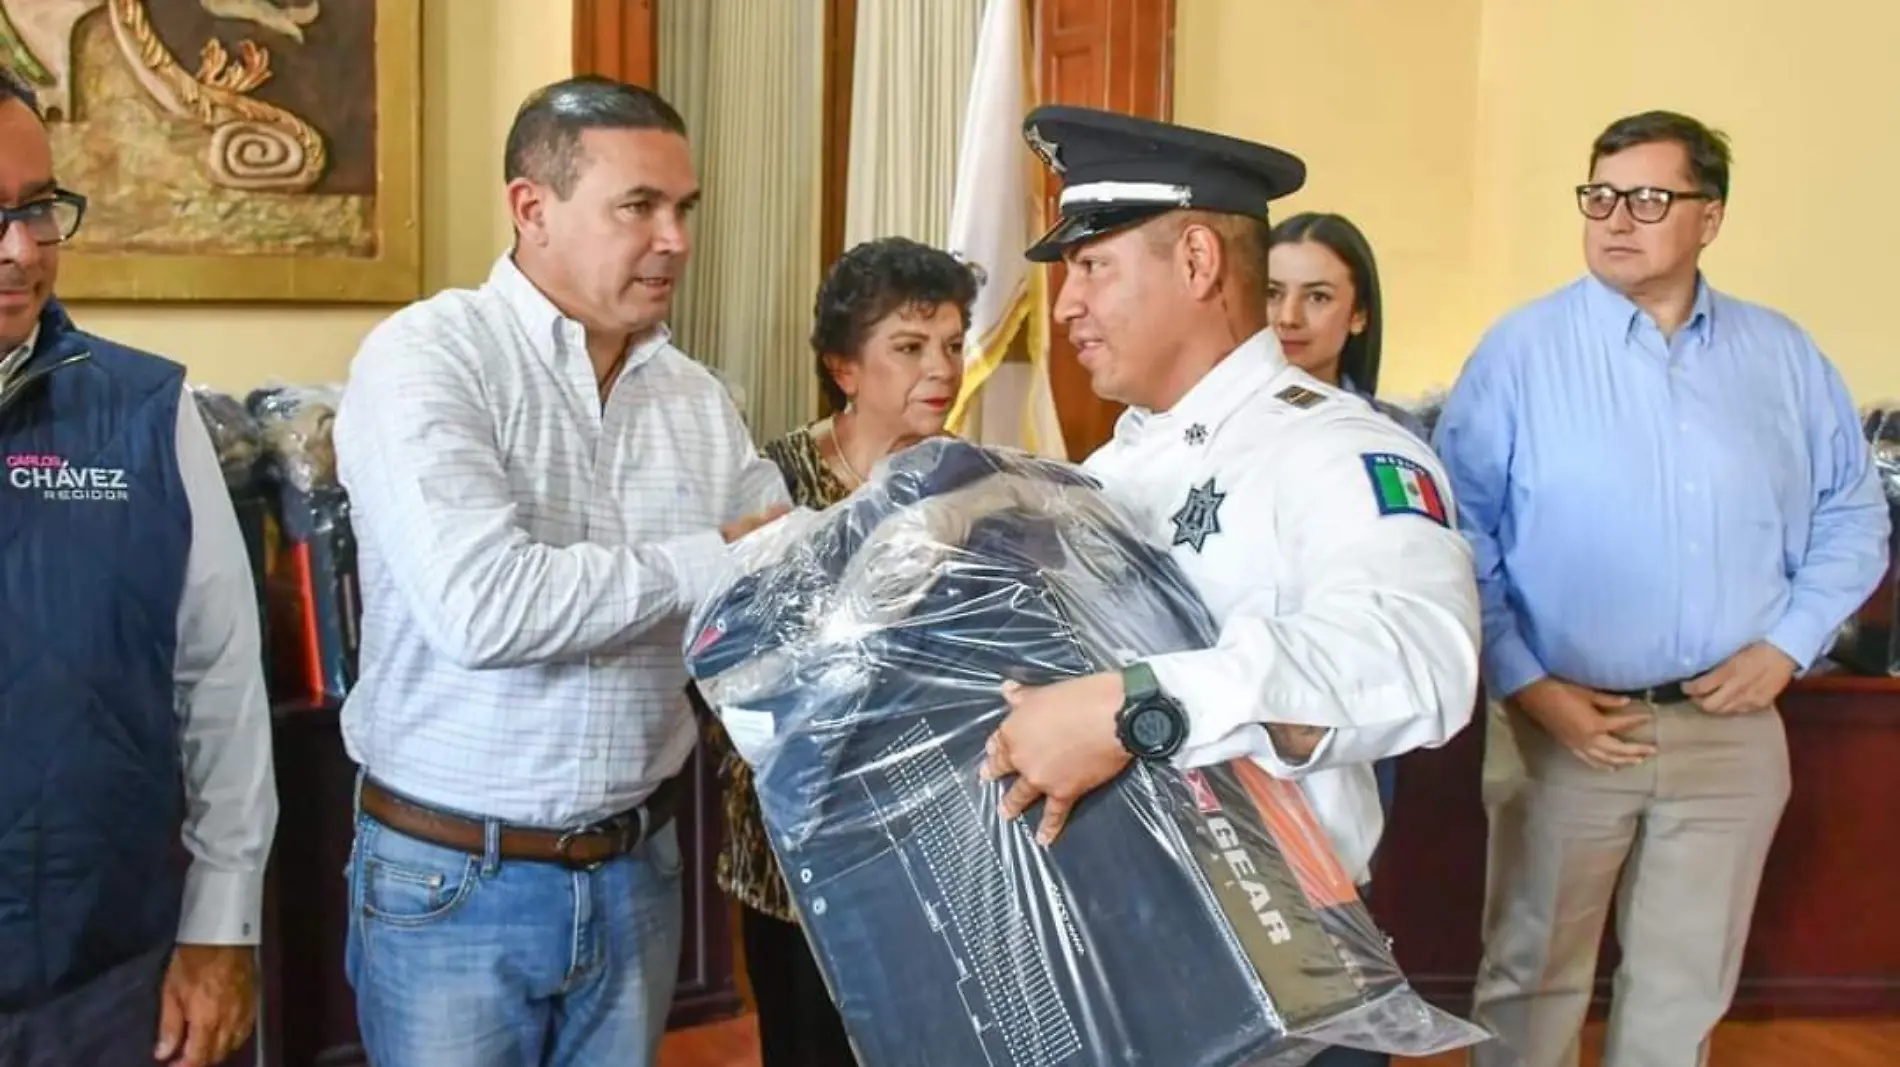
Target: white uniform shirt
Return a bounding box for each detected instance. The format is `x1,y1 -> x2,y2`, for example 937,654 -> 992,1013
4,326 -> 277,944
333,255 -> 788,828
1083,329 -> 1481,883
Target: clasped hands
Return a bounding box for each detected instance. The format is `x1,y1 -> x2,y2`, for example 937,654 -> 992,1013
1512,640 -> 1796,772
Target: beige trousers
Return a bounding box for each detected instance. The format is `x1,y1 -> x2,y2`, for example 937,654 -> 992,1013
1469,698 -> 1791,1067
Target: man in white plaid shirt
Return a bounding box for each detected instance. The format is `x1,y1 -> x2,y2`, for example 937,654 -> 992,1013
332,75 -> 788,1067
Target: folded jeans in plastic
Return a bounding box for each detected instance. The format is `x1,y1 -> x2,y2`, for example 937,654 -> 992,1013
687,438 -> 1487,1067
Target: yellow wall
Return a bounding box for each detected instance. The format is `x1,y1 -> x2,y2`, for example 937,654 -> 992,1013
62,1 -> 573,393
1177,0 -> 1900,404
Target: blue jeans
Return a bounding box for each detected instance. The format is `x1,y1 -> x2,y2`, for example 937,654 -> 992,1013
344,795 -> 685,1067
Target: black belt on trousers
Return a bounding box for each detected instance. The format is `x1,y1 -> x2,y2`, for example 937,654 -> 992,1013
1602,680 -> 1690,705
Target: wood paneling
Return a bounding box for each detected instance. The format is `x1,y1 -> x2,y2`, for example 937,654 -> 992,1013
258,707 -> 370,1067
1370,675 -> 1900,1020
1034,0 -> 1176,460
663,740 -> 740,1028
1363,699 -> 1488,1014
573,0 -> 658,85
821,0 -> 860,277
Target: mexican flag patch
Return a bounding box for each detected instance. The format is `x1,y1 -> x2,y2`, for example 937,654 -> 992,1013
1361,452 -> 1449,526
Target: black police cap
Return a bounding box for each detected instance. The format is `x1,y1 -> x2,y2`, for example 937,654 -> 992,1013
1021,106 -> 1307,263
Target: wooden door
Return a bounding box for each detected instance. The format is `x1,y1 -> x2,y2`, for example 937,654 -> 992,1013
572,0 -> 657,85
1035,0 -> 1176,460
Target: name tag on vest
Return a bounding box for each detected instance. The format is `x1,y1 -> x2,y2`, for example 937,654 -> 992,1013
5,453 -> 132,501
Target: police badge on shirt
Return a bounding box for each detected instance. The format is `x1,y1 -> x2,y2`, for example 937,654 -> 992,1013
1169,478 -> 1226,553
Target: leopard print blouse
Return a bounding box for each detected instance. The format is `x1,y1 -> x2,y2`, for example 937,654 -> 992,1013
701,419 -> 851,921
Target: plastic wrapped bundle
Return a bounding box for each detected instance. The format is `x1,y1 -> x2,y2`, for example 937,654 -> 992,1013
188,386 -> 273,681
188,386 -> 264,490
243,383 -> 359,706
685,438 -> 1488,1067
1831,404 -> 1900,675
1870,405 -> 1900,499
246,384 -> 341,493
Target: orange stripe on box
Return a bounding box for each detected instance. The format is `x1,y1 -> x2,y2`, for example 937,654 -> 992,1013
1230,759 -> 1361,909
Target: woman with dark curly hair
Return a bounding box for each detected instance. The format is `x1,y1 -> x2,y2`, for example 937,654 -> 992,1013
705,235 -> 977,1066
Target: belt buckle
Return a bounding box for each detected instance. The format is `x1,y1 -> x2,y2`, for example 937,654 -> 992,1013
555,824 -> 611,871
554,810 -> 644,870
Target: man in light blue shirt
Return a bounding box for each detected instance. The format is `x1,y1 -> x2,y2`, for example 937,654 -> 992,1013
1435,110 -> 1890,1067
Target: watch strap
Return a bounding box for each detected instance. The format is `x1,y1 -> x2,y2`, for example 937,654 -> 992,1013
1120,661 -> 1160,706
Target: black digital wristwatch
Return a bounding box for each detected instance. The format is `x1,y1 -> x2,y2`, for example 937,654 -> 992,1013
1115,661 -> 1187,761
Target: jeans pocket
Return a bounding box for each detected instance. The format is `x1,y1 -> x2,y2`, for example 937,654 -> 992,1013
359,822 -> 482,927
646,819 -> 684,879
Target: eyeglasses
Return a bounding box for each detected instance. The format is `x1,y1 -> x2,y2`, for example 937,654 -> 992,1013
0,189 -> 87,246
1576,183 -> 1712,224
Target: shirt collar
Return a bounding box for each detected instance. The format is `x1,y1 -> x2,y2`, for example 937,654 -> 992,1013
488,253 -> 673,381
1114,327 -> 1286,442
1583,270 -> 1716,348
0,326 -> 39,390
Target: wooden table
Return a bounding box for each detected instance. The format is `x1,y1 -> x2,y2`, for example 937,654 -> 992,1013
1367,670 -> 1900,1019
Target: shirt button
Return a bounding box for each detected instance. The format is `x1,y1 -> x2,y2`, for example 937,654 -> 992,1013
1688,542 -> 1700,554
1679,421 -> 1690,432
1683,481 -> 1697,493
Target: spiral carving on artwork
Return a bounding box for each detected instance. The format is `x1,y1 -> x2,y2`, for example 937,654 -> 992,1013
105,0 -> 327,192
209,120 -> 307,189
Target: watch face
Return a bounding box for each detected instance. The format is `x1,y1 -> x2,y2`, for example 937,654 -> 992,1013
1128,704 -> 1177,753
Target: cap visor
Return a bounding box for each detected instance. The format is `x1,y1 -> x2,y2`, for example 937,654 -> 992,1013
1024,206 -> 1173,263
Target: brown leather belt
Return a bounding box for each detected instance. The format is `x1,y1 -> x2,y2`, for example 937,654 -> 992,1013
360,774 -> 684,870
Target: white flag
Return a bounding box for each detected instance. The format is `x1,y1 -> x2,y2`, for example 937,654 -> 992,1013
944,0 -> 1066,460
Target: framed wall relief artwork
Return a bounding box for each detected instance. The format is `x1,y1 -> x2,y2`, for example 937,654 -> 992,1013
0,0 -> 421,302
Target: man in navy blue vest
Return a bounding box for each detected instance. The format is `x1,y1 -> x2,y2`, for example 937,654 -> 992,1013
0,68 -> 278,1067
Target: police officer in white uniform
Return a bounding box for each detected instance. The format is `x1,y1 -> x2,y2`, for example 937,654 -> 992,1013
980,107 -> 1484,1067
